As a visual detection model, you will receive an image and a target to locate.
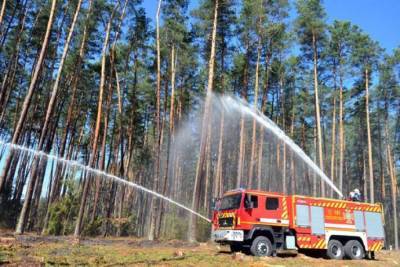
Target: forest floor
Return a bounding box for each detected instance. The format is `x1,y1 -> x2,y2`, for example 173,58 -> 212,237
0,229 -> 400,266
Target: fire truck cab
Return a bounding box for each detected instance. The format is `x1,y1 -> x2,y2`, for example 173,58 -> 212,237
211,189 -> 385,260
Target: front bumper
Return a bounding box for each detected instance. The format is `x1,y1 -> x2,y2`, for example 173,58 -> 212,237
212,229 -> 244,242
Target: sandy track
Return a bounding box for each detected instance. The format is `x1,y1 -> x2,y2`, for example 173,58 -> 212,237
1,231 -> 399,266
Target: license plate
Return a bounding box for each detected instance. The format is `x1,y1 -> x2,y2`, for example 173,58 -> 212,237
213,230 -> 244,241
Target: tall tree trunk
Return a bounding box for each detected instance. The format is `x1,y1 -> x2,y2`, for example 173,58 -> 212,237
157,45 -> 177,237
365,68 -> 374,203
12,0 -> 57,234
91,77 -> 113,223
256,54 -> 271,189
338,61 -> 345,194
214,110 -> 224,197
214,26 -> 227,198
290,108 -> 296,194
279,71 -> 286,194
362,153 -> 368,202
50,0 -> 92,205
0,0 -> 28,113
0,0 -> 17,50
330,95 -> 336,197
15,0 -> 82,234
74,3 -> 117,237
148,0 -> 162,241
313,127 -> 317,197
312,32 -> 324,197
377,109 -> 385,200
189,0 -> 218,242
0,0 -> 56,195
387,141 -> 398,249
39,0 -> 82,148
237,115 -> 246,187
93,0 -> 127,228
28,112 -> 60,230
237,37 -> 250,188
110,0 -> 128,236
248,34 -> 261,189
0,0 -> 6,29
384,113 -> 398,248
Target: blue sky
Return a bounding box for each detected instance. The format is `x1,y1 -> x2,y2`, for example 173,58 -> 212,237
142,0 -> 400,53
324,0 -> 399,53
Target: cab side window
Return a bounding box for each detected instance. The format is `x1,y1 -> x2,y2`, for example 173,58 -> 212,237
266,197 -> 279,210
244,194 -> 258,209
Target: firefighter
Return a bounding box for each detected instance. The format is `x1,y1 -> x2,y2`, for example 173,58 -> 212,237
349,189 -> 361,202
354,189 -> 361,201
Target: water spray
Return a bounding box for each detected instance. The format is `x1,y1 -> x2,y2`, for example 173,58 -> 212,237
0,140 -> 211,223
221,95 -> 344,198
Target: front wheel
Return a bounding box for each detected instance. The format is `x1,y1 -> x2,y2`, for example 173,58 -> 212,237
344,240 -> 365,260
250,236 -> 273,257
327,239 -> 344,260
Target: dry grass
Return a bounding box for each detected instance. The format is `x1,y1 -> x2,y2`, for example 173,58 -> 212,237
0,232 -> 399,266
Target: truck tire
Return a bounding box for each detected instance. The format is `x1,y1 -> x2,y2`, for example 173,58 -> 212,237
327,239 -> 344,260
230,243 -> 242,253
250,236 -> 273,257
344,240 -> 365,260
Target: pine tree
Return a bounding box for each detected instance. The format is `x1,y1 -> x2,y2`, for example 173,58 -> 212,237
74,0 -> 119,237
189,0 -> 219,242
327,20 -> 353,195
351,27 -> 382,203
295,0 -> 327,196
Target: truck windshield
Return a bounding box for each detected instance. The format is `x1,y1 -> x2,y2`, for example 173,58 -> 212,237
219,194 -> 242,210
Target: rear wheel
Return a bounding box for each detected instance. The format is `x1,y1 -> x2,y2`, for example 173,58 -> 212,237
250,236 -> 273,257
327,239 -> 344,260
344,240 -> 365,260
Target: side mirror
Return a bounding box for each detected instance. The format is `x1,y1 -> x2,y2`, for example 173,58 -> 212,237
245,195 -> 254,209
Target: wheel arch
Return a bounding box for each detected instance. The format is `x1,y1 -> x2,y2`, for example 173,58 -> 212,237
326,230 -> 368,251
247,226 -> 275,245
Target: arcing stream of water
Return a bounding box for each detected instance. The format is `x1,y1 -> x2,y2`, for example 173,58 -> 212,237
220,95 -> 344,198
0,140 -> 211,223
0,94 -> 343,228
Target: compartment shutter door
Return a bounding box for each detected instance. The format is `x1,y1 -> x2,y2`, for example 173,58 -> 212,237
296,204 -> 310,226
354,211 -> 365,231
310,206 -> 325,235
365,212 -> 384,238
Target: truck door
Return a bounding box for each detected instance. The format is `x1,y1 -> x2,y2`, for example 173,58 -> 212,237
261,196 -> 287,225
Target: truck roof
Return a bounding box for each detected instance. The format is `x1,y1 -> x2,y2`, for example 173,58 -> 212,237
223,189 -> 382,209
224,189 -> 284,196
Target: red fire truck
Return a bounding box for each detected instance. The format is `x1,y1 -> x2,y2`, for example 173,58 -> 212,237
212,189 -> 385,259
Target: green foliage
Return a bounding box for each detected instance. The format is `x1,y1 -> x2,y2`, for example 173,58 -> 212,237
350,27 -> 383,72
161,212 -> 189,240
119,215 -> 138,236
83,218 -> 104,236
196,215 -> 211,242
295,0 -> 327,52
46,180 -> 80,235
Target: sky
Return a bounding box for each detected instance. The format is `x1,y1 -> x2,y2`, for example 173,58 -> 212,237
142,0 -> 400,54
324,0 -> 400,53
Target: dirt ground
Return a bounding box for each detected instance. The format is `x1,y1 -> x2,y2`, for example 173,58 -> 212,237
1,230 -> 399,266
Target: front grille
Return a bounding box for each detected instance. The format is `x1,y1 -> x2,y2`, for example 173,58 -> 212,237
218,217 -> 234,227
